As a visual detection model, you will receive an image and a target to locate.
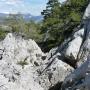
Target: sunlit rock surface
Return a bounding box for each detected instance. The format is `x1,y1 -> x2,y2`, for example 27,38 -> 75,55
83,3 -> 90,19
0,33 -> 44,90
37,56 -> 73,90
65,28 -> 84,60
0,33 -> 73,90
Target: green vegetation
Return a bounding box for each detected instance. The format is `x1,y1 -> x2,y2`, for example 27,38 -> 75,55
0,13 -> 43,42
24,21 -> 43,42
0,0 -> 89,52
40,0 -> 89,51
0,27 -> 8,40
17,59 -> 28,69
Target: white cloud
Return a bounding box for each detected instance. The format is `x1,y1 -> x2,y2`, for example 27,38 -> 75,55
0,0 -> 49,15
1,0 -> 23,5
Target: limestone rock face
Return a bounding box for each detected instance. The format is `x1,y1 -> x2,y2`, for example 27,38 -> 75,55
61,56 -> 90,90
77,3 -> 90,66
0,33 -> 73,90
65,28 -> 84,60
61,2 -> 90,90
2,33 -> 44,65
83,3 -> 90,19
37,57 -> 73,90
77,32 -> 90,67
0,33 -> 44,90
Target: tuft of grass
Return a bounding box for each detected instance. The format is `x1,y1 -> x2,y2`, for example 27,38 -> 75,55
17,59 -> 28,69
0,29 -> 7,40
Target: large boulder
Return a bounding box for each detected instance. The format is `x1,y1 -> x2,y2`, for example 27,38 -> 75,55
77,33 -> 90,67
2,33 -> 44,65
61,3 -> 90,90
77,3 -> 90,67
0,33 -> 44,90
61,56 -> 90,90
64,28 -> 84,60
35,46 -> 74,90
0,33 -> 74,90
36,57 -> 73,90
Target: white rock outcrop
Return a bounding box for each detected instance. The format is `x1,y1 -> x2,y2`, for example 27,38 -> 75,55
37,57 -> 73,90
0,33 -> 44,90
0,33 -> 73,90
65,28 -> 84,60
61,56 -> 90,90
83,3 -> 90,19
77,3 -> 90,66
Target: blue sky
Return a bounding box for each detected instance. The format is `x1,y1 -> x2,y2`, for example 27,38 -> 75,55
0,0 -> 66,16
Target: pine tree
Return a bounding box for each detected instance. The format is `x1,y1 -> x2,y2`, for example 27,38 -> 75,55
41,0 -> 90,51
41,0 -> 61,41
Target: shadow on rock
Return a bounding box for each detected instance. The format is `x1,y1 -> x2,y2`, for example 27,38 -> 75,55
49,82 -> 62,90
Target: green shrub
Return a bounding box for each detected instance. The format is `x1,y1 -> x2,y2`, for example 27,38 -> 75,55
17,59 -> 28,69
0,29 -> 7,40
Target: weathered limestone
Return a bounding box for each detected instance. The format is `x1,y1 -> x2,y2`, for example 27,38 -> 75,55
0,33 -> 73,90
37,57 -> 73,90
65,28 -> 84,60
0,33 -> 44,90
61,56 -> 90,90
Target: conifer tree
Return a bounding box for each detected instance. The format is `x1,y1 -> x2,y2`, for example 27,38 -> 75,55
41,0 -> 90,51
41,0 -> 61,41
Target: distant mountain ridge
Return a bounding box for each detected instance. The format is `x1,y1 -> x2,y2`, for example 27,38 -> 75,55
0,13 -> 43,23
22,13 -> 43,22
